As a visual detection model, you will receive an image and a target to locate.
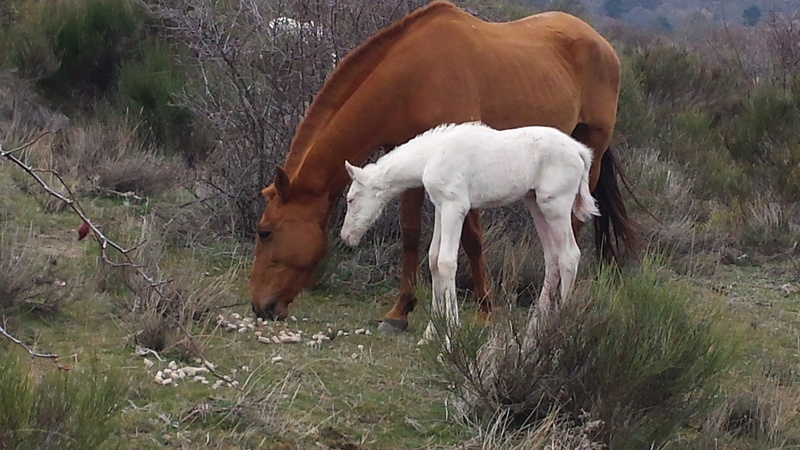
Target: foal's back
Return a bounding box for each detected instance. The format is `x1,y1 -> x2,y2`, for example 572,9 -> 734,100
421,124 -> 589,208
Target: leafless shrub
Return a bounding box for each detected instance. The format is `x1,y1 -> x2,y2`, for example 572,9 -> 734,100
0,226 -> 73,315
765,10 -> 800,90
144,0 -> 426,235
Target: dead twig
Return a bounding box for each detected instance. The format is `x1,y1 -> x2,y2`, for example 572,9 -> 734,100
0,322 -> 70,371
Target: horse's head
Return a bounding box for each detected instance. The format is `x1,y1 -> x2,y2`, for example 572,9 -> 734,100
340,161 -> 387,246
250,167 -> 329,320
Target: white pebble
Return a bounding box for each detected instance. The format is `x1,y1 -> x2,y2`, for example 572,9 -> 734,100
201,380 -> 210,385
203,361 -> 216,370
258,336 -> 271,343
351,353 -> 358,359
271,356 -> 284,363
242,366 -> 250,372
143,358 -> 154,369
168,361 -> 178,370
193,376 -> 207,383
238,327 -> 248,334
290,315 -> 297,322
355,328 -> 366,335
336,330 -> 344,336
255,331 -> 263,337
162,378 -> 173,386
156,370 -> 164,379
231,313 -> 242,320
365,330 -> 372,336
357,344 -> 364,351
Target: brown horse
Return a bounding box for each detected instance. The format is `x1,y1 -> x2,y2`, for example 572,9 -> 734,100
250,1 -> 638,329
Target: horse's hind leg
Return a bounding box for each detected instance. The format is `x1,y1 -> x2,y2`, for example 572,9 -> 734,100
460,210 -> 491,323
539,194 -> 582,303
380,188 -> 425,333
523,194 -> 558,315
422,207 -> 443,343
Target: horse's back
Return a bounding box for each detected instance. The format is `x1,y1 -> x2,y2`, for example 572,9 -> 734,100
379,5 -> 619,136
422,125 -> 588,208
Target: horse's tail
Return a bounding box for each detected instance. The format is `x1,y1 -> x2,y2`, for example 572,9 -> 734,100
573,147 -> 600,223
592,148 -> 640,262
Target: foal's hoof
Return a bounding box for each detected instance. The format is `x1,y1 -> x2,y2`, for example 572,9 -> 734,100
377,318 -> 408,333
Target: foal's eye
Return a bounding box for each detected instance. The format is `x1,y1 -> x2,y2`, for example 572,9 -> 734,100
258,230 -> 273,241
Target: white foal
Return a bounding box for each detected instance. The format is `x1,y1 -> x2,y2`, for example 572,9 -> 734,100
340,122 -> 599,343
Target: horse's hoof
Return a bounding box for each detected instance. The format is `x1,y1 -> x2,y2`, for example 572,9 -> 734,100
377,318 -> 408,333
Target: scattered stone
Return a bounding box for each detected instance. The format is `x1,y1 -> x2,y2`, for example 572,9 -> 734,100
271,355 -> 284,364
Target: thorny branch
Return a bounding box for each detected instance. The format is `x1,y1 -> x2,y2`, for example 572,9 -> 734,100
0,135 -> 241,389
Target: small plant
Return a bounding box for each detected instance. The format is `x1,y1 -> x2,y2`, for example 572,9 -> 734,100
0,349 -> 125,448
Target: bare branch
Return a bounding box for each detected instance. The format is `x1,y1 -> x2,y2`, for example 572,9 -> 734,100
0,321 -> 70,371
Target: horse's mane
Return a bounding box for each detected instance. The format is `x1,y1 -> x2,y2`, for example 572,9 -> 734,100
284,1 -> 463,175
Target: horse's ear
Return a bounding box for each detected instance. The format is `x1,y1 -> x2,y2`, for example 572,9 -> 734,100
273,166 -> 292,202
344,160 -> 361,181
261,185 -> 277,202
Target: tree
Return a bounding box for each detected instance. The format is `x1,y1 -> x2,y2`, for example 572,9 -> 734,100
743,5 -> 761,26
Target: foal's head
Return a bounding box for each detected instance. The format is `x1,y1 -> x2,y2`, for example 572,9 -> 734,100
341,161 -> 387,246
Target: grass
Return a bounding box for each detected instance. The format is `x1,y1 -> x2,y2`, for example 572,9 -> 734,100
3,156 -> 799,448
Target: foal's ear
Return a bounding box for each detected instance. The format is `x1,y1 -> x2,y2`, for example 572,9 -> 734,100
273,166 -> 292,202
344,160 -> 361,181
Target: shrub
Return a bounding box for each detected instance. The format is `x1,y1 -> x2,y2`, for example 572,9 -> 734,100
433,255 -> 732,448
0,349 -> 125,448
116,38 -> 197,156
9,0 -> 143,100
0,226 -> 73,315
725,84 -> 799,166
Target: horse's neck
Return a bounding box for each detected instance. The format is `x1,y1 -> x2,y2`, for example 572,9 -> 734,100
282,2 -> 466,200
372,143 -> 432,196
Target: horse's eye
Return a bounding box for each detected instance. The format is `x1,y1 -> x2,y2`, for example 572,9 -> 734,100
346,198 -> 354,204
258,230 -> 272,241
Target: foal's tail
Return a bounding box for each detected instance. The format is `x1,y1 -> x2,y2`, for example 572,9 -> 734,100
573,147 -> 600,223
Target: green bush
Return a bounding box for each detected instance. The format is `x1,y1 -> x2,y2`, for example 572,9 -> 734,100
0,348 -> 125,448
725,84 -> 799,166
9,0 -> 143,100
116,39 -> 196,154
434,255 -> 733,448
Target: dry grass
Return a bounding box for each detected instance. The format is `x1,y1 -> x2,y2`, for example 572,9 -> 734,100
0,225 -> 73,314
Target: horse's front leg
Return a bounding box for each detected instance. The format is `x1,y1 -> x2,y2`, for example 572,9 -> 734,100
460,209 -> 491,323
379,188 -> 425,333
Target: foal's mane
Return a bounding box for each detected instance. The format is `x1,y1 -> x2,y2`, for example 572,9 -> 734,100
284,1 -> 463,175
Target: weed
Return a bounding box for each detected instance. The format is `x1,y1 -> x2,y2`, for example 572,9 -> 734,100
0,348 -> 125,448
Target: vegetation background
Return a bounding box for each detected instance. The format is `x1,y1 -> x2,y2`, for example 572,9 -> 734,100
1,0 -> 799,448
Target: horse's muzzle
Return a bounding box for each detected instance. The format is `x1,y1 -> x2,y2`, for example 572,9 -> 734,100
252,302 -> 285,321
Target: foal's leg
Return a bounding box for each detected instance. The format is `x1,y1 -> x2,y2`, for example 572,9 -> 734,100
421,208 -> 443,343
434,202 -> 468,338
460,210 -> 491,323
523,194 -> 558,315
539,195 -> 582,302
381,188 -> 425,332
